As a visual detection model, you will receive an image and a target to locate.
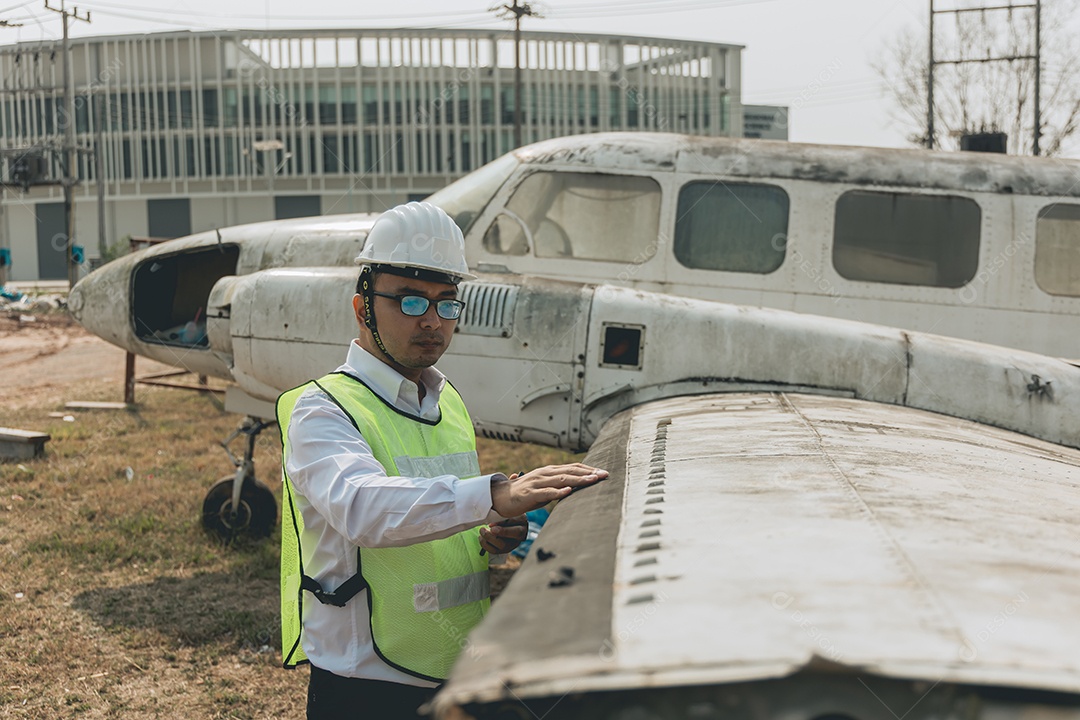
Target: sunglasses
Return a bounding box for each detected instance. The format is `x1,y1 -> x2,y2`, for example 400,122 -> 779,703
372,292 -> 466,320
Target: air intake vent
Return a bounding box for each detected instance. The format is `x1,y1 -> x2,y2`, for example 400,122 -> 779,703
480,428 -> 522,442
456,282 -> 518,337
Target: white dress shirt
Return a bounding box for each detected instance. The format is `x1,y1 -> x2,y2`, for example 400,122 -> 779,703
285,340 -> 504,686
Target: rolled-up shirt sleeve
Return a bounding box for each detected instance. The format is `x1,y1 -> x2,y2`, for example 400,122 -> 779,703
286,388 -> 503,548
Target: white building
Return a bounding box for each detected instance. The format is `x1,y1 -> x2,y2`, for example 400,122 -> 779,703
0,28 -> 755,281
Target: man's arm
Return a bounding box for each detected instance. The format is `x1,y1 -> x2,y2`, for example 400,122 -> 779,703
286,389 -> 502,548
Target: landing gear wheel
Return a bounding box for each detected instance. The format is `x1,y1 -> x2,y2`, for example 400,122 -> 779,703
201,476 -> 277,541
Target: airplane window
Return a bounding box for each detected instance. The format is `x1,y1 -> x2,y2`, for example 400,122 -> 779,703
425,153 -> 519,235
833,191 -> 980,288
1035,203 -> 1080,297
674,181 -> 789,273
482,213 -> 530,256
487,171 -> 661,262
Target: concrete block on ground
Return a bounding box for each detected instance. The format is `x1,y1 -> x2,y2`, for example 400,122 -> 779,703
0,427 -> 50,460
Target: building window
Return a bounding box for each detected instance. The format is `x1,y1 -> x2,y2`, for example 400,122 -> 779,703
322,136 -> 340,173
341,85 -> 357,125
341,134 -> 358,173
169,91 -> 186,129
363,85 -> 379,125
1035,203 -> 1080,297
483,171 -> 661,262
456,86 -> 470,124
224,88 -> 239,127
183,137 -> 197,177
202,89 -> 219,127
674,181 -> 789,274
148,198 -> 191,239
609,88 -> 622,128
275,195 -> 321,220
480,85 -> 494,124
499,87 -> 514,125
319,86 -> 337,125
361,134 -> 375,173
833,190 -> 980,288
121,139 -> 132,179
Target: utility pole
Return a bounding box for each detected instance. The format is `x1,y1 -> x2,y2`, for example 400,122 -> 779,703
0,19 -> 22,288
45,0 -> 90,288
926,0 -> 1041,155
494,0 -> 541,149
1033,0 -> 1041,155
95,92 -> 106,261
0,188 -> 6,289
927,0 -> 935,149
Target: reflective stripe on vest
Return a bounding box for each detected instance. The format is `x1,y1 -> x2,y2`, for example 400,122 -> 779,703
414,570 -> 489,613
277,371 -> 489,681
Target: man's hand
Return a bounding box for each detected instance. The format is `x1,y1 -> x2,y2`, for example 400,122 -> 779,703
490,464 -> 608,518
479,514 -> 528,555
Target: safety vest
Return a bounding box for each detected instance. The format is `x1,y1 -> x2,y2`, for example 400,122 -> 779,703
277,371 -> 490,682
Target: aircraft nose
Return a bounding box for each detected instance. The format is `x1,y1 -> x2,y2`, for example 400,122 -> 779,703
68,258 -> 134,350
68,276 -> 87,321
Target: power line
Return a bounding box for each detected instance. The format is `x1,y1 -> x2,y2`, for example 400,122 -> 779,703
752,76 -> 883,96
551,0 -> 782,18
68,6 -> 241,30
64,0 -> 783,29
78,0 -> 495,24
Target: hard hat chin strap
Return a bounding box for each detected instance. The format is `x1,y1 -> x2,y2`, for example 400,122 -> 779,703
360,266 -> 402,368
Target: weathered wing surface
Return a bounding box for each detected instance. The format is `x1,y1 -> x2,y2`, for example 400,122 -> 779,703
435,392 -> 1080,716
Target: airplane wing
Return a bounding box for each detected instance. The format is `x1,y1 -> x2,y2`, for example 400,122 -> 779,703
433,390 -> 1080,717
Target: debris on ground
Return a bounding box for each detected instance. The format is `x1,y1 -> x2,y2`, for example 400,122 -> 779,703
0,291 -> 67,315
0,286 -> 24,302
64,401 -> 132,411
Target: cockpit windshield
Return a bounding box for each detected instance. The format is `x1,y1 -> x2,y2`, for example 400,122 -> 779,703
425,153 -> 519,235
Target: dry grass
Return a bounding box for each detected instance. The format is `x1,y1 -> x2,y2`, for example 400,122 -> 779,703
0,372 -> 577,718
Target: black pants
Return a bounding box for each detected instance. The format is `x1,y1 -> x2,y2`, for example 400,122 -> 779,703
307,665 -> 437,719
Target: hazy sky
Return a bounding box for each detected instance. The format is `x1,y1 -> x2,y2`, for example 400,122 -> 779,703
4,0 -> 1074,156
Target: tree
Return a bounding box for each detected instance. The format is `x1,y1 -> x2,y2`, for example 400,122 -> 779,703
874,1 -> 1080,156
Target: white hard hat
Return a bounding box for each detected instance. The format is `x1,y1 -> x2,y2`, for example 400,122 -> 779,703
356,201 -> 476,282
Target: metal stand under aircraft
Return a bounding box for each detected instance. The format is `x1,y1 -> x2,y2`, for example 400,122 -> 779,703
201,416 -> 277,541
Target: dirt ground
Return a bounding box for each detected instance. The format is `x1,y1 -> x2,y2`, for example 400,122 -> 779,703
0,314 -> 174,410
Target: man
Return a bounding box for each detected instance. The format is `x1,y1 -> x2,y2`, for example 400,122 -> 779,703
277,202 -> 608,719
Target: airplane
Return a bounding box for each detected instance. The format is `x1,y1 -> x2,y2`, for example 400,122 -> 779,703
70,131 -> 1080,370
68,132 -> 1080,716
67,130 -> 1080,529
68,131 -> 1080,537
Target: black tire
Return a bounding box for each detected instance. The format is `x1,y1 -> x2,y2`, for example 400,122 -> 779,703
201,475 -> 277,541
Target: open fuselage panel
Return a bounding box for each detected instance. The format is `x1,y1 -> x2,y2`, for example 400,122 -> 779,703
131,245 -> 240,348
